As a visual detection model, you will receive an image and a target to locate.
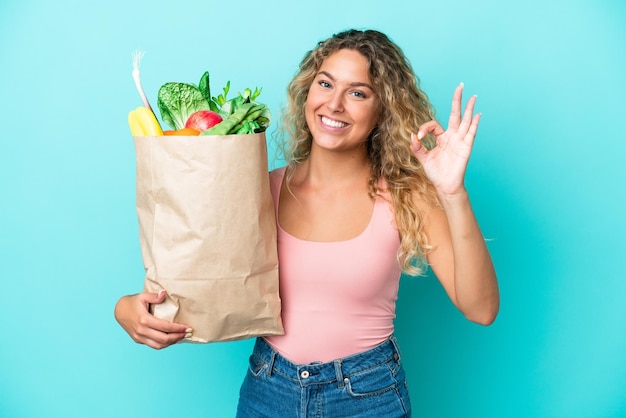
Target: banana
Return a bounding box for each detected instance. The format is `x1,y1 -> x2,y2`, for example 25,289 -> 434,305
128,110 -> 145,136
128,106 -> 164,136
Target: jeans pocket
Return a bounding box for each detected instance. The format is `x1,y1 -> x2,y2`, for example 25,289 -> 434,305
247,354 -> 268,378
343,362 -> 398,398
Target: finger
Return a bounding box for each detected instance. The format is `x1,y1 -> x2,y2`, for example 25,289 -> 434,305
410,133 -> 428,163
140,327 -> 189,349
137,290 -> 191,330
139,312 -> 191,334
133,315 -> 190,348
448,82 -> 464,130
142,331 -> 187,350
143,338 -> 170,350
417,120 -> 445,139
459,94 -> 478,135
137,289 -> 166,306
464,113 -> 481,148
134,291 -> 192,333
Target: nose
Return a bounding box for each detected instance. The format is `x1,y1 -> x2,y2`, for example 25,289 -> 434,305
327,90 -> 344,113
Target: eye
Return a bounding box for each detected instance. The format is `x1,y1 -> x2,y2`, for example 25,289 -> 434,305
350,90 -> 368,99
319,80 -> 331,89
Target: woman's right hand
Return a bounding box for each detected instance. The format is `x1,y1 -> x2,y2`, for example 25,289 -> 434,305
114,291 -> 192,350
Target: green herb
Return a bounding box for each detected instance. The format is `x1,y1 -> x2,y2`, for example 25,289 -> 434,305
211,81 -> 230,111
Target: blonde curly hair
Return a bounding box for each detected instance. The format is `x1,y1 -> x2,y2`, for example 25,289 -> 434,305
276,29 -> 441,276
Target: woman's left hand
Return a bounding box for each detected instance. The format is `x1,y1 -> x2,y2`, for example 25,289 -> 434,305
411,83 -> 480,197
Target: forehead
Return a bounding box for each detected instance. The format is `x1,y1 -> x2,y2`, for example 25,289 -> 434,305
318,49 -> 372,85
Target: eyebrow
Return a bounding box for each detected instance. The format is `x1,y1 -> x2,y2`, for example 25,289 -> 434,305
317,70 -> 374,90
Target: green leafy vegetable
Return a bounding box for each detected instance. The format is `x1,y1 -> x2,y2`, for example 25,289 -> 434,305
157,82 -> 210,130
207,85 -> 271,134
201,102 -> 258,135
198,72 -> 211,107
211,81 -> 230,111
157,70 -> 271,134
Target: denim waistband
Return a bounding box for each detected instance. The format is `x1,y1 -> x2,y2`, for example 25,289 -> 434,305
252,336 -> 402,388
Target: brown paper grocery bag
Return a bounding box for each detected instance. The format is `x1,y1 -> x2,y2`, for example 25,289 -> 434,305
133,132 -> 284,343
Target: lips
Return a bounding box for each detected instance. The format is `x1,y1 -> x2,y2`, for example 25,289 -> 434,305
321,115 -> 349,128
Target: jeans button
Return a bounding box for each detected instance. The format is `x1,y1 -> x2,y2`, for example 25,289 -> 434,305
300,370 -> 310,379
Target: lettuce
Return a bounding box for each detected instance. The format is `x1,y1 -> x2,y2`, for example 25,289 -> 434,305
157,72 -> 212,130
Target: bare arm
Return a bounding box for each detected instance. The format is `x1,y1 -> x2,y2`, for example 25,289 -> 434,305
411,83 -> 499,325
422,193 -> 499,325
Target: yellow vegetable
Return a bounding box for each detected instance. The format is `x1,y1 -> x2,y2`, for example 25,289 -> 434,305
128,106 -> 163,136
128,111 -> 145,135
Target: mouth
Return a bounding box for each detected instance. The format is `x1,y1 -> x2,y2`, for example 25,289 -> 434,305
320,115 -> 349,129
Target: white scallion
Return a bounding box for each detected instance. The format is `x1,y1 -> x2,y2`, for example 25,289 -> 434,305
132,50 -> 153,111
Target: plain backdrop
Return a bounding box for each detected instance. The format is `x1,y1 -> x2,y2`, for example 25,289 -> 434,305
1,0 -> 625,417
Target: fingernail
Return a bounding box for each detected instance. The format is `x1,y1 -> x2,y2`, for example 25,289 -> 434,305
185,328 -> 193,333
459,82 -> 464,88
157,290 -> 165,298
185,332 -> 193,338
417,131 -> 424,140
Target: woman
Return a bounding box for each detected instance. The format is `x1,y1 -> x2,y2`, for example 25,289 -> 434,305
115,29 -> 499,417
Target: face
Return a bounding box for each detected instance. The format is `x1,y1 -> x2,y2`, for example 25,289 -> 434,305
305,49 -> 381,154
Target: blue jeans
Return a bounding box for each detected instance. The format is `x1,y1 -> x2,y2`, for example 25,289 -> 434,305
236,336 -> 412,417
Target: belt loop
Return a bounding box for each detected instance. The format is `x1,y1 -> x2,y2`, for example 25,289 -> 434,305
266,347 -> 277,377
334,359 -> 345,388
389,335 -> 401,363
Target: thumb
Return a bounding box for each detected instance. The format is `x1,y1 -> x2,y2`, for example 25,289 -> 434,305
139,289 -> 167,305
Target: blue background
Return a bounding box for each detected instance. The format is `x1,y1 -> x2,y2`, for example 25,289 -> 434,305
1,0 -> 625,417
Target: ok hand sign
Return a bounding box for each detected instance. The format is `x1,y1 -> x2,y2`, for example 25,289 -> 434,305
411,83 -> 481,197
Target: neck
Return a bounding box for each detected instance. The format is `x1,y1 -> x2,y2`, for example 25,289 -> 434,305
292,146 -> 371,189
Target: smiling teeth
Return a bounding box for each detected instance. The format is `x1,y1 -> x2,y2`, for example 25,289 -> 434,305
321,116 -> 348,128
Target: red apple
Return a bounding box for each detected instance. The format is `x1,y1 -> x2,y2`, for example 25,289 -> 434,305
185,110 -> 223,132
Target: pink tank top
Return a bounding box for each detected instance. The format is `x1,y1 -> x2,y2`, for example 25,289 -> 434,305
265,167 -> 402,364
